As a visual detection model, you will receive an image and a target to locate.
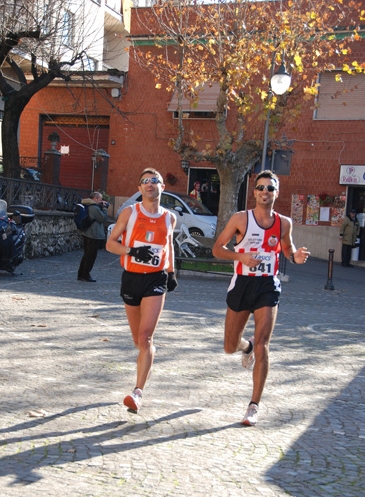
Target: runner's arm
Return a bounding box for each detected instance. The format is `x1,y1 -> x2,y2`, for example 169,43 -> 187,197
212,212 -> 260,267
280,215 -> 310,264
106,207 -> 132,256
167,213 -> 177,272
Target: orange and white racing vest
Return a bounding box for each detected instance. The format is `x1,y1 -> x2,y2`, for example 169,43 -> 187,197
120,203 -> 174,273
234,210 -> 282,277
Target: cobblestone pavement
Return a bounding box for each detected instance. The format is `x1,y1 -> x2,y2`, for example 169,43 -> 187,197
0,249 -> 364,497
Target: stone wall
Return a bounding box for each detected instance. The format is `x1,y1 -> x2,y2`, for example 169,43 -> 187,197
22,211 -> 353,264
24,211 -> 83,259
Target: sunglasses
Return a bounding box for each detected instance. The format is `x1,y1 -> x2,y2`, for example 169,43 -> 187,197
255,184 -> 277,192
140,177 -> 161,185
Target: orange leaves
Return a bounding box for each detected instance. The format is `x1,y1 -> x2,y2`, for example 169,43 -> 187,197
341,61 -> 365,74
294,54 -> 303,72
260,90 -> 269,101
303,85 -> 319,97
134,0 -> 364,149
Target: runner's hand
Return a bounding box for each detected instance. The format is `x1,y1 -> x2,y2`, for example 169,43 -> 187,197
129,246 -> 154,263
167,272 -> 178,292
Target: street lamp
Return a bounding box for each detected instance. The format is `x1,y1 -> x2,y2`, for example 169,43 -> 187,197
181,159 -> 190,175
261,61 -> 291,171
270,62 -> 291,96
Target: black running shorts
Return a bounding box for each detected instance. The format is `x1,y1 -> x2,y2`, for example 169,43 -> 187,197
121,270 -> 168,306
226,274 -> 281,312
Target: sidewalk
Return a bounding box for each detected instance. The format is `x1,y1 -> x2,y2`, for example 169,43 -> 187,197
0,250 -> 364,497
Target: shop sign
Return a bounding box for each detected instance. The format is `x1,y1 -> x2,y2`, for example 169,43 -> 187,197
339,165 -> 365,185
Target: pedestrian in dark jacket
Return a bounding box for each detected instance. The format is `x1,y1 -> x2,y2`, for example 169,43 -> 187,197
77,192 -> 108,282
339,209 -> 360,267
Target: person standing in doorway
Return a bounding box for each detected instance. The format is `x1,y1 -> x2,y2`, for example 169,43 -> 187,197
213,170 -> 310,426
106,168 -> 177,413
78,192 -> 108,282
339,208 -> 360,267
190,181 -> 202,202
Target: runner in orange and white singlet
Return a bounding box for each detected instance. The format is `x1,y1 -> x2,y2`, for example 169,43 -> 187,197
120,202 -> 172,274
106,168 -> 177,414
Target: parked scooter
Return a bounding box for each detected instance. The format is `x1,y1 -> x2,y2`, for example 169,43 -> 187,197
0,199 -> 35,274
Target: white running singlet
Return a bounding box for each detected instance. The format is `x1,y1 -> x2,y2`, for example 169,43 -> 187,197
234,210 -> 282,277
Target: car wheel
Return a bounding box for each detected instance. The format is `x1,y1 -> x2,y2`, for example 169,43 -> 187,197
189,227 -> 204,237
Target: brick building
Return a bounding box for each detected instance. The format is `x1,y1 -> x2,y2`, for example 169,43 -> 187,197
17,4 -> 365,262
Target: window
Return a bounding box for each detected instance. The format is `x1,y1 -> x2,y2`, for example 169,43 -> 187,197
62,10 -> 75,47
84,57 -> 98,71
168,83 -> 220,120
314,72 -> 365,120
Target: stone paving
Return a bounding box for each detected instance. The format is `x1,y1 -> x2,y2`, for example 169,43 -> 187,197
0,249 -> 364,497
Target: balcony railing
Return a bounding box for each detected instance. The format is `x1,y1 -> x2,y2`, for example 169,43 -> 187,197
0,176 -> 89,213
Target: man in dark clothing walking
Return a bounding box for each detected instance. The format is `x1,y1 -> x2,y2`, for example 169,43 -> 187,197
339,209 -> 360,267
77,192 -> 108,282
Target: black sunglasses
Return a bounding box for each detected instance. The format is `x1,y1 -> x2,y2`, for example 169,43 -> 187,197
255,184 -> 277,192
140,177 -> 161,185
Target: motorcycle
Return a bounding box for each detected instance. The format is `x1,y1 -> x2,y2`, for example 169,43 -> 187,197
0,199 -> 35,274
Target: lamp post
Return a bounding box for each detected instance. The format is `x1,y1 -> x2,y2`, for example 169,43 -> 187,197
260,60 -> 291,171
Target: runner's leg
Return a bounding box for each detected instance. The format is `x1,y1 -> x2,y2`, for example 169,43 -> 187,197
250,305 -> 278,405
224,307 -> 251,353
125,294 -> 165,390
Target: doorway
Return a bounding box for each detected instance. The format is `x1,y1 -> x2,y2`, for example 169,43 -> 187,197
188,168 -> 220,214
347,186 -> 365,260
40,115 -> 110,191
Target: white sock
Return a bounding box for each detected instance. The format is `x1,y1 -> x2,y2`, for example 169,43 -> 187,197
238,338 -> 251,352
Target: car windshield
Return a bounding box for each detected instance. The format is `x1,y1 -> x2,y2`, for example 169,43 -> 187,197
178,194 -> 215,215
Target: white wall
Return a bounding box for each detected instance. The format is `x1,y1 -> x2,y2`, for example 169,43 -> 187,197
292,225 -> 343,262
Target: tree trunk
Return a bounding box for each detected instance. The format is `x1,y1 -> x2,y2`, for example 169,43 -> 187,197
1,73 -> 56,178
2,97 -> 24,178
214,140 -> 261,236
215,165 -> 246,236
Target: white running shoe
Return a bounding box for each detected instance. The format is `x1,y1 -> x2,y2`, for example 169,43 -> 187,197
242,403 -> 259,426
241,336 -> 255,369
123,388 -> 142,413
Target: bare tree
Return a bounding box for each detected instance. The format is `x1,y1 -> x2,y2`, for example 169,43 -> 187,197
132,0 -> 363,232
0,0 -> 124,178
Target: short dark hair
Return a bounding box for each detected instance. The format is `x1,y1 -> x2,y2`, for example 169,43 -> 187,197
255,170 -> 279,190
90,192 -> 102,200
139,168 -> 164,184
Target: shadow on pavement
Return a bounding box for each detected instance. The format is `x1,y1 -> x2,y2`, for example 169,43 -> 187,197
265,365 -> 365,497
0,407 -> 243,486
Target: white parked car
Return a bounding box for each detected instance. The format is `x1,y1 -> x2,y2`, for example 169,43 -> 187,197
115,191 -> 217,238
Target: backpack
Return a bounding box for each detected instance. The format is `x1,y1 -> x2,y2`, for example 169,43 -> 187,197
74,203 -> 95,231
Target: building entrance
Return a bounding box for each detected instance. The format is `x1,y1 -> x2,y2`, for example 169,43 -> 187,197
347,186 -> 365,260
188,168 -> 220,214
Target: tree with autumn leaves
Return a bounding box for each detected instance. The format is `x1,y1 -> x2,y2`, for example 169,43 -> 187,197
132,0 -> 365,232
